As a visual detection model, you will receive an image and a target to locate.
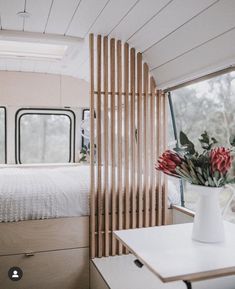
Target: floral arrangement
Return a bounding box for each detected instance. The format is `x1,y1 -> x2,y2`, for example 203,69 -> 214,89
156,131 -> 235,187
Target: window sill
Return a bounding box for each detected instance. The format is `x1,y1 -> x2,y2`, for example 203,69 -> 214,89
172,205 -> 195,217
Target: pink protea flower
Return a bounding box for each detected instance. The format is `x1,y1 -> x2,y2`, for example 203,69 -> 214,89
210,147 -> 232,175
155,150 -> 182,177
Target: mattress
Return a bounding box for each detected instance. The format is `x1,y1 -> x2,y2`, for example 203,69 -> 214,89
0,166 -> 180,222
0,166 -> 90,222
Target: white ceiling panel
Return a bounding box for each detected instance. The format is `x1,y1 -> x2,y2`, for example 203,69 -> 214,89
90,0 -> 138,36
0,0 -> 24,30
0,0 -> 234,86
24,0 -> 53,32
153,27 -> 235,89
45,0 -> 81,34
66,0 -> 108,37
145,0 -> 235,70
110,0 -> 171,41
128,0 -> 217,52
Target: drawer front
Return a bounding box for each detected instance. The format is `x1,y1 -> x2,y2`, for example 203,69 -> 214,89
0,248 -> 89,289
0,217 -> 89,255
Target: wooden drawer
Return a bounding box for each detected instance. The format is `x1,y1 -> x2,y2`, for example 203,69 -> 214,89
0,217 -> 89,255
0,247 -> 89,289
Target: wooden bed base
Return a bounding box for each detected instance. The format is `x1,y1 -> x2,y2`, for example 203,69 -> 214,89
0,216 -> 89,289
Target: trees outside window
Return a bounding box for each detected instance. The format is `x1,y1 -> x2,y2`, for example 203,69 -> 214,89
170,71 -> 235,222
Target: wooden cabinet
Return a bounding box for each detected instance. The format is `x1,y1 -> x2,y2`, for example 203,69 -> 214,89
0,248 -> 89,289
0,217 -> 89,289
0,217 -> 89,255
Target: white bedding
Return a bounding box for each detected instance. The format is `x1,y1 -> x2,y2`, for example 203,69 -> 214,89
0,165 -> 180,223
0,166 -> 90,222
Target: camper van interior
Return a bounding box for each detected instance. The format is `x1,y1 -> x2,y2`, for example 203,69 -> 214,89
0,0 -> 235,288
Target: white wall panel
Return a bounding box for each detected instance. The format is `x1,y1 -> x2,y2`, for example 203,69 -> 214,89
145,0 -> 235,70
0,0 -> 24,30
45,0 -> 81,34
5,58 -> 20,71
153,28 -> 235,89
34,61 -> 51,73
61,76 -> 89,107
129,0 -> 217,51
0,58 -> 6,70
0,71 -> 89,107
20,59 -> 35,72
110,0 -> 170,41
24,0 -> 53,32
67,0 -> 108,37
0,71 -> 60,106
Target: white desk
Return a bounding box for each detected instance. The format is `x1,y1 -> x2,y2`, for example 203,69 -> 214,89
114,222 -> 235,288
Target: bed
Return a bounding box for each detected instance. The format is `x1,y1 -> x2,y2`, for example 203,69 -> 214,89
0,165 -> 179,223
0,165 -> 90,289
0,165 -> 90,222
0,165 -> 179,288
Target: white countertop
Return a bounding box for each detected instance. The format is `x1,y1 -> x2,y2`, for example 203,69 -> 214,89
114,222 -> 235,282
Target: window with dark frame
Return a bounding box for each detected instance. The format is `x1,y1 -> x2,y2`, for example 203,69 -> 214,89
16,109 -> 75,164
0,107 -> 6,164
168,70 -> 235,223
81,109 -> 90,149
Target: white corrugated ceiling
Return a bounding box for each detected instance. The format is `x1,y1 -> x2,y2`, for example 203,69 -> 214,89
0,0 -> 234,88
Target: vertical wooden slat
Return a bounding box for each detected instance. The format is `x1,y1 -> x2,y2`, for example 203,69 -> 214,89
137,52 -> 143,228
130,48 -> 136,229
103,36 -> 109,256
162,91 -> 168,225
124,43 -> 130,233
150,77 -> 156,226
96,35 -> 102,257
143,63 -> 149,227
89,33 -> 95,258
117,40 -> 123,254
156,89 -> 162,226
90,34 -> 166,257
110,38 -> 116,255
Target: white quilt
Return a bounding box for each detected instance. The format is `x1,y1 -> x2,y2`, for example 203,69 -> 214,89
0,166 -> 90,222
0,165 -> 180,223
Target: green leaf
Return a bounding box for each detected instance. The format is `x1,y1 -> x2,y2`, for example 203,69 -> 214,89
197,172 -> 205,185
199,131 -> 209,145
208,176 -> 215,187
80,148 -> 87,154
213,170 -> 220,180
211,137 -> 218,144
179,131 -> 196,155
199,131 -> 218,150
79,156 -> 86,162
229,135 -> 235,146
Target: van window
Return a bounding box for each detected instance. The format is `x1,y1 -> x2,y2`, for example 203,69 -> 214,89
16,109 -> 75,164
169,71 -> 235,222
81,109 -> 90,149
0,107 -> 6,163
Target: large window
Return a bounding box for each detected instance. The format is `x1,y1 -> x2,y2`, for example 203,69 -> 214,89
16,109 -> 75,164
169,71 -> 235,222
0,107 -> 6,163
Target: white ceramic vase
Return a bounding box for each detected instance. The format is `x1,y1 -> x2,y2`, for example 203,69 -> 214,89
191,184 -> 225,243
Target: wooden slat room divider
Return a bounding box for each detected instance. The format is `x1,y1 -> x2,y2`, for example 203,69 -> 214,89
90,34 -> 168,258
